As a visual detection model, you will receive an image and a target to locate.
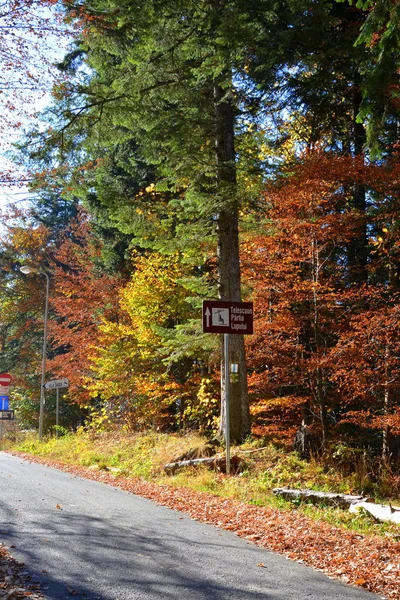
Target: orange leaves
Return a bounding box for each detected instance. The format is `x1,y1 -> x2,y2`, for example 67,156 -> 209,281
242,151 -> 400,445
47,211 -> 120,402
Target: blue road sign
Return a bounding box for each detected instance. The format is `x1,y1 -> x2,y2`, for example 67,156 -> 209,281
0,396 -> 9,411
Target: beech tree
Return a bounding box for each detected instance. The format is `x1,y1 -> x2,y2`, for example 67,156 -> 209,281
244,153 -> 361,447
243,151 -> 400,451
47,211 -> 121,401
88,250 -> 214,430
0,207 -> 51,371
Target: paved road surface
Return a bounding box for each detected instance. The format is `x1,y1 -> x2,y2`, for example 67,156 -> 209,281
0,452 -> 379,600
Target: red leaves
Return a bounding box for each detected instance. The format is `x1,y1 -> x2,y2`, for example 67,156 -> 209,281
242,151 -> 400,445
0,542 -> 43,599
48,211 -> 120,401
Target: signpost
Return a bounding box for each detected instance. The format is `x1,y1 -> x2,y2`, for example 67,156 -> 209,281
202,301 -> 253,334
44,379 -> 69,436
0,375 -> 13,446
202,300 -> 254,474
44,378 -> 69,390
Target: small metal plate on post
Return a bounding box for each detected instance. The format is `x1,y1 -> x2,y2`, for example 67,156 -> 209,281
0,410 -> 14,421
44,378 -> 69,390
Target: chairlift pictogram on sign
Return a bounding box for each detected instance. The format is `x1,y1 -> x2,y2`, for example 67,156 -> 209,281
202,301 -> 253,334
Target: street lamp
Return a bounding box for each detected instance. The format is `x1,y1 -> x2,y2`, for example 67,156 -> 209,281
20,265 -> 49,441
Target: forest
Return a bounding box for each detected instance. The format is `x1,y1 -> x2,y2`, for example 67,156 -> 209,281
0,0 -> 399,481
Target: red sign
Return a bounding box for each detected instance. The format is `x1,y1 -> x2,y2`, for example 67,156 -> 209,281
0,373 -> 12,386
202,301 -> 253,334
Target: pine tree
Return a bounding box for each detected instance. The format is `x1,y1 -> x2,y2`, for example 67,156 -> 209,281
27,0 -> 292,441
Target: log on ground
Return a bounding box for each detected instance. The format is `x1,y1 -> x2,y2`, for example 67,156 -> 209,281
349,501 -> 400,525
164,455 -> 244,475
273,487 -> 365,509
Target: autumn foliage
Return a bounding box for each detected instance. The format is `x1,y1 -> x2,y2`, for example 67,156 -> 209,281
1,0 -> 400,477
244,152 -> 400,454
48,212 -> 120,402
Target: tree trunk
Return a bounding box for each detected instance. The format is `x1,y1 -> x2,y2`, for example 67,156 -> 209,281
214,80 -> 250,444
348,79 -> 368,283
311,237 -> 328,447
382,342 -> 390,460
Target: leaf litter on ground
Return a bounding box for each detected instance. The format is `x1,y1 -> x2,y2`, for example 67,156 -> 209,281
0,542 -> 43,599
3,451 -> 399,600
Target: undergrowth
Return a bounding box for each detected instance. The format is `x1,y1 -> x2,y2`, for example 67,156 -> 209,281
9,429 -> 400,538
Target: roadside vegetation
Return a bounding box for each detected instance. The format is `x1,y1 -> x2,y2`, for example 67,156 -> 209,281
7,428 -> 400,539
0,1 -> 399,598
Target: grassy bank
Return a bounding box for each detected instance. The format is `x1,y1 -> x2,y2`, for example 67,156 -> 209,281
9,429 -> 400,538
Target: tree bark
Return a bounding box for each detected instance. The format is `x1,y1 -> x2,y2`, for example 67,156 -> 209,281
214,80 -> 250,444
382,342 -> 390,460
348,79 -> 368,283
311,237 -> 328,447
273,487 -> 365,509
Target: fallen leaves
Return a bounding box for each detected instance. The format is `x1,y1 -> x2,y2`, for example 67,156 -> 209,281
4,451 -> 400,600
0,543 -> 43,599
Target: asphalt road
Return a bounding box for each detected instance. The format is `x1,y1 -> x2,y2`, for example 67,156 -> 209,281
0,452 -> 380,600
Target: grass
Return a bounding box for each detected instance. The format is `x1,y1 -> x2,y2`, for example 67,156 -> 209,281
8,428 -> 400,538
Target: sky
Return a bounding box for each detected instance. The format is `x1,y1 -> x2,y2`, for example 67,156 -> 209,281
0,2 -> 72,217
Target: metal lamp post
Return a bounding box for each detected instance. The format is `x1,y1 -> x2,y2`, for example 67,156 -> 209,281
20,266 -> 49,441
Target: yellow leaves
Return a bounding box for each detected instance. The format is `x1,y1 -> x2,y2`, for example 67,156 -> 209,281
121,251 -> 191,330
369,227 -> 390,252
370,235 -> 385,248
258,144 -> 271,160
88,250 -> 194,413
8,223 -> 49,255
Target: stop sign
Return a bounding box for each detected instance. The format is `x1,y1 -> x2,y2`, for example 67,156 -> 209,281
0,373 -> 12,386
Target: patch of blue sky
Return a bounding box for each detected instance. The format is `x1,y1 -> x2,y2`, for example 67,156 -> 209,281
0,0 -> 73,215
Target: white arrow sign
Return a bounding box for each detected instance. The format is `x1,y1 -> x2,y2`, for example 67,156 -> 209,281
44,378 -> 69,390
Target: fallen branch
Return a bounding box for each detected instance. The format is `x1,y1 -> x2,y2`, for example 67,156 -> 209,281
273,487 -> 366,509
237,446 -> 271,455
164,455 -> 244,475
